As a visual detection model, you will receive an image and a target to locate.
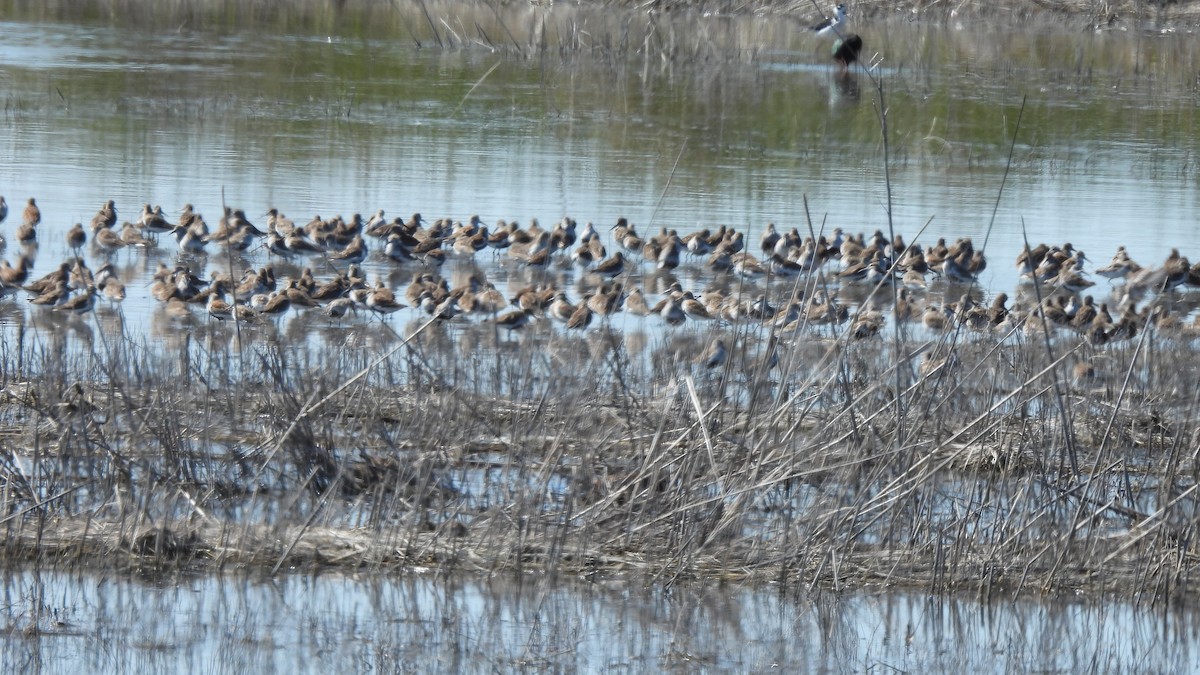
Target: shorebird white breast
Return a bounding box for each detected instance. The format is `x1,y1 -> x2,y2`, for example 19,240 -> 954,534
812,4 -> 847,38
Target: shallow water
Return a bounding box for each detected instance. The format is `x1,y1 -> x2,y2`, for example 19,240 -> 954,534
1,6 -> 1200,334
3,1 -> 1200,666
3,567 -> 1198,673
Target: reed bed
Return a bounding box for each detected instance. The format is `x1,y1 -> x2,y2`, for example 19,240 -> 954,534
4,0 -> 1200,606
0,286 -> 1197,603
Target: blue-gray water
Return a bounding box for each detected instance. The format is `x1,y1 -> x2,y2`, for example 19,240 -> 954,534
4,568 -> 1197,673
2,3 -> 1200,669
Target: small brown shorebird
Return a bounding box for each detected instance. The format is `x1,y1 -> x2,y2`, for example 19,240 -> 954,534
21,198 -> 39,228
55,286 -> 97,315
90,199 -> 117,232
696,338 -> 727,369
547,292 -> 577,324
566,303 -> 593,330
93,227 -> 127,252
366,282 -> 406,316
495,307 -> 534,331
17,198 -> 39,244
99,277 -> 126,303
329,234 -> 368,264
66,223 -> 86,252
206,291 -> 234,321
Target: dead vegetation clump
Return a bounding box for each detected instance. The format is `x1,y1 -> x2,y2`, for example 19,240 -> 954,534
0,310 -> 1197,603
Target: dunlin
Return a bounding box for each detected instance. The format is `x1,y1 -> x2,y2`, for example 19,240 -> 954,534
942,250 -> 977,284
759,223 -> 780,256
547,292 -> 577,323
1053,257 -> 1095,294
732,252 -> 766,278
329,234 -> 368,264
55,286 -> 96,314
173,224 -> 207,254
721,230 -> 746,255
921,303 -> 950,331
611,217 -> 632,244
21,198 -> 40,228
310,278 -> 345,305
206,291 -> 234,321
259,291 -> 292,316
285,231 -> 326,255
121,222 -> 156,247
16,204 -> 38,245
99,276 -> 126,303
680,292 -> 712,320
495,307 -> 534,330
404,272 -> 439,307
139,204 -> 173,233
1070,295 -> 1098,330
705,226 -> 728,252
550,217 -> 577,251
29,281 -> 69,307
473,283 -> 507,315
619,226 -> 644,254
587,285 -> 623,317
325,297 -> 357,321
926,238 -> 949,270
364,209 -> 387,237
592,251 -> 626,278
682,228 -> 713,256
0,255 -> 30,296
1094,246 -> 1140,281
282,279 -> 318,308
24,261 -> 70,295
696,338 -> 728,369
421,248 -> 447,267
987,292 -> 1010,326
265,208 -> 296,236
90,200 -> 117,232
657,235 -> 682,271
566,302 -> 593,330
384,233 -> 416,261
179,204 -> 207,236
367,282 -> 406,315
851,312 -> 884,339
92,226 -> 127,252
624,287 -> 651,316
66,223 -> 86,251
579,221 -> 599,244
659,295 -> 686,326
1040,296 -> 1070,326
768,254 -> 802,278
571,237 -> 606,268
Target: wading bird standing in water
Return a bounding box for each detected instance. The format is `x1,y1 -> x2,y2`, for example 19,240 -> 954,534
833,34 -> 863,73
811,3 -> 847,38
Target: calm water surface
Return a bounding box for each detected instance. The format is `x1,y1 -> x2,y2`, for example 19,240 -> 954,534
1,9 -> 1198,329
2,3 -> 1200,668
2,568 -> 1197,672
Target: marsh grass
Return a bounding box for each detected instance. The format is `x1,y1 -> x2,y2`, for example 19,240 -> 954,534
4,0 -> 1200,606
0,290 -> 1197,602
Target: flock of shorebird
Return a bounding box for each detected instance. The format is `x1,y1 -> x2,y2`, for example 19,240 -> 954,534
0,193 -> 1195,363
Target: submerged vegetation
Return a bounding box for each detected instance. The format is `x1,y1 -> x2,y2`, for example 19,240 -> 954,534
1,244 -> 1200,604
3,0 -> 1200,613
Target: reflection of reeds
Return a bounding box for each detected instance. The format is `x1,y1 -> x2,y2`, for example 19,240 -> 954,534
0,302 -> 1197,599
